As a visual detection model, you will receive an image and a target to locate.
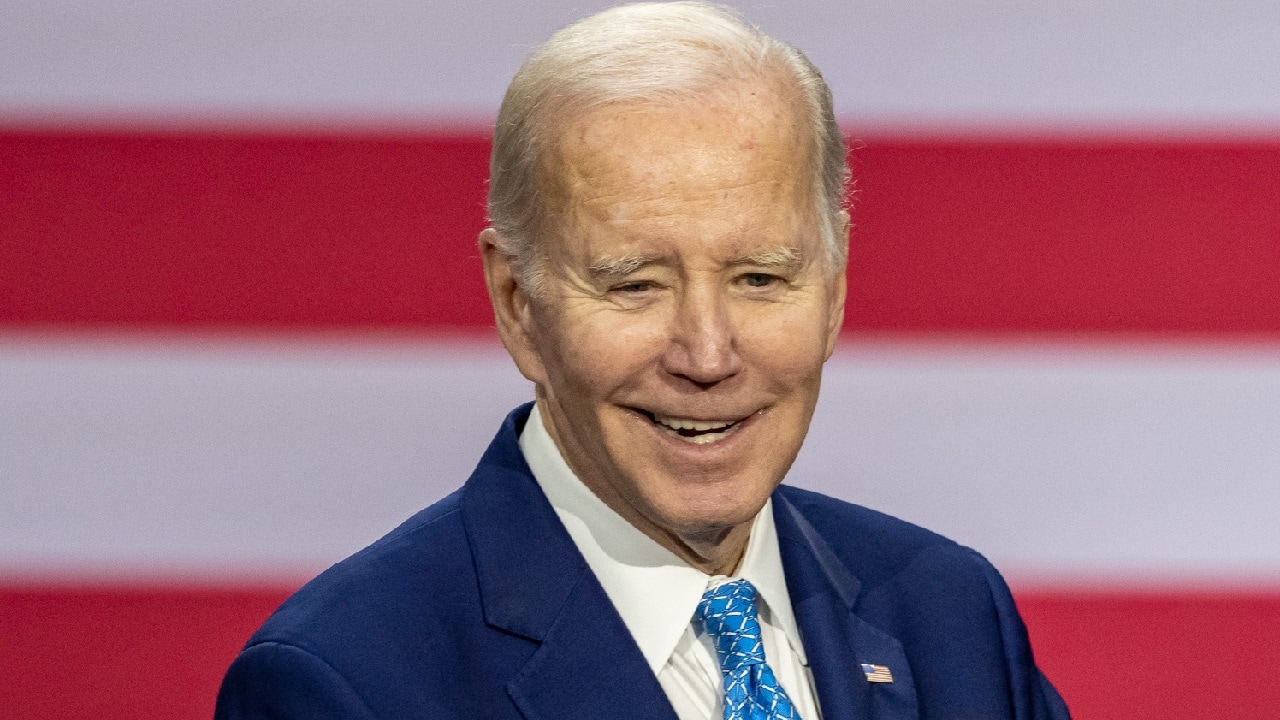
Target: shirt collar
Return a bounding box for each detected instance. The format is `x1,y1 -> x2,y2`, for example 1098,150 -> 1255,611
519,403 -> 807,674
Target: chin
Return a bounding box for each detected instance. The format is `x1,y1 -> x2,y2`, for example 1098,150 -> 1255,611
650,482 -> 774,537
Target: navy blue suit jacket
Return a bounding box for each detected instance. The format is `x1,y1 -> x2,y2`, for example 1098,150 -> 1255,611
217,404 -> 1069,719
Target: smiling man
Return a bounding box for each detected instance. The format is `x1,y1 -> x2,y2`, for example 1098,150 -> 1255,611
217,3 -> 1069,719
483,69 -> 843,581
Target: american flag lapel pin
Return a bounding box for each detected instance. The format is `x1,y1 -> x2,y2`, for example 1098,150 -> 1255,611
861,663 -> 894,683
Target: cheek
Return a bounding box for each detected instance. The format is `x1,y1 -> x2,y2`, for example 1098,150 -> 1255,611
741,313 -> 830,380
537,312 -> 667,395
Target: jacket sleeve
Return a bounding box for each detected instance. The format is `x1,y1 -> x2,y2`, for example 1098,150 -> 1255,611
215,641 -> 378,720
972,550 -> 1072,720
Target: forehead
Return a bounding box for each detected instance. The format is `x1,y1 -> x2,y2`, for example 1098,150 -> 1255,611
537,84 -> 814,248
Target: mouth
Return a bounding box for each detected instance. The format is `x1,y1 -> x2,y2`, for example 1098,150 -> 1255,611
633,409 -> 753,445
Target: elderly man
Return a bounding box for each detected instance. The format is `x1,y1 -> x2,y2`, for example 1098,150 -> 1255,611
217,3 -> 1069,719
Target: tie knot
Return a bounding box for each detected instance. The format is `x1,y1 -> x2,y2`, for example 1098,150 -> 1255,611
697,579 -> 766,673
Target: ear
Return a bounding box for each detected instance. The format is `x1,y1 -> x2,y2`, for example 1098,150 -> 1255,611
479,228 -> 549,385
823,210 -> 850,360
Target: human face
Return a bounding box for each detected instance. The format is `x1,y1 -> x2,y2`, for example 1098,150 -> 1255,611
483,86 -> 846,569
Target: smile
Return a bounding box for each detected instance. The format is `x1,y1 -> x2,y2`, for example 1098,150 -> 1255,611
637,410 -> 750,445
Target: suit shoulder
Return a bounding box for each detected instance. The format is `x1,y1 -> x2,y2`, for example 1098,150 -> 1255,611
217,641 -> 378,720
245,488 -> 475,654
776,484 -> 962,556
775,484 -> 995,592
774,486 -> 1070,717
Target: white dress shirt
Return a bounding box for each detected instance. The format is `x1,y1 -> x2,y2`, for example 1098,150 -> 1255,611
519,404 -> 823,720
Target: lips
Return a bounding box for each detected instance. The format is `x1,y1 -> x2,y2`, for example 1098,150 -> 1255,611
634,409 -> 752,445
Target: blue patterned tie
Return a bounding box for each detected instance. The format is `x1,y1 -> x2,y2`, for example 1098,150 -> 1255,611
697,579 -> 802,720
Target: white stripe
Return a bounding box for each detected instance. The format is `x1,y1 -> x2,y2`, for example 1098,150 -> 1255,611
2,1 -> 1279,125
3,334 -> 1279,581
800,339 -> 1280,583
0,332 -> 531,575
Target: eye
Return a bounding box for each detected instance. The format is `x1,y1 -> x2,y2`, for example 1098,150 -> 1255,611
739,273 -> 780,288
612,280 -> 656,293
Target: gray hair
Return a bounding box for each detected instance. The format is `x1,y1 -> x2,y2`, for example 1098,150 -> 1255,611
486,1 -> 849,291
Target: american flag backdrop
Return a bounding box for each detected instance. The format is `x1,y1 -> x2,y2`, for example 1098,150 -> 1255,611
3,2 -> 1280,718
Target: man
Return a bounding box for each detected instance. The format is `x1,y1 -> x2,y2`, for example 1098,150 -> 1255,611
217,3 -> 1069,719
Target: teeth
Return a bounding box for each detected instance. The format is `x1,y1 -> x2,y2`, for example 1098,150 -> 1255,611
653,415 -> 734,432
683,429 -> 732,445
648,413 -> 742,445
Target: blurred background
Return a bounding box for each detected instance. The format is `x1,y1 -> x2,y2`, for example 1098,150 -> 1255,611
3,1 -> 1279,717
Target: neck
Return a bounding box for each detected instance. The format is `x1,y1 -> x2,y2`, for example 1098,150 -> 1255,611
656,519 -> 754,576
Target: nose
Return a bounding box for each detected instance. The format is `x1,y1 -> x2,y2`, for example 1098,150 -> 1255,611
660,285 -> 743,389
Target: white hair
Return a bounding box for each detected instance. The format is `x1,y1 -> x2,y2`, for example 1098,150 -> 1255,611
486,1 -> 849,291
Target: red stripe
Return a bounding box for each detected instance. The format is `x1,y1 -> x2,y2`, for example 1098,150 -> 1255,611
0,584 -> 291,719
1,130 -> 494,328
1018,590 -> 1280,718
851,138 -> 1280,333
4,130 -> 1280,333
2,584 -> 1277,718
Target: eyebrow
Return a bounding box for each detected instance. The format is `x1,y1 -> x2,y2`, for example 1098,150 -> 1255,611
587,254 -> 663,280
732,246 -> 804,272
586,246 -> 806,279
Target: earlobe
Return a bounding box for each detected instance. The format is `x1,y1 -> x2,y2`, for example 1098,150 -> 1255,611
824,211 -> 851,359
824,271 -> 847,360
478,228 -> 548,384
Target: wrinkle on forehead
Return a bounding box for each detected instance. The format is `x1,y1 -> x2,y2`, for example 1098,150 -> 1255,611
539,84 -> 812,229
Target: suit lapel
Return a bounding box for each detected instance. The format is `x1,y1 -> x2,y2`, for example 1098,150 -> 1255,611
460,407 -> 917,720
504,572 -> 679,720
460,406 -> 679,720
774,492 -> 920,720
